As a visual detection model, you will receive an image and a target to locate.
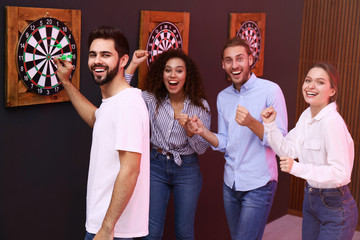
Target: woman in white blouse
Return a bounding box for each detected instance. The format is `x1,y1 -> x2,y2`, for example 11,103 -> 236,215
261,62 -> 358,240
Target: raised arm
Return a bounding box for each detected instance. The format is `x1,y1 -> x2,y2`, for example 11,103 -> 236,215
262,106 -> 297,158
125,50 -> 149,75
261,106 -> 277,124
54,58 -> 97,127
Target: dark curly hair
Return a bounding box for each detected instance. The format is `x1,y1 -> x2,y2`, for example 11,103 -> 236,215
144,49 -> 209,113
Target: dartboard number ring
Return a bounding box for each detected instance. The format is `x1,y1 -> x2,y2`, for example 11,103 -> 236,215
16,17 -> 77,96
146,21 -> 183,66
237,21 -> 261,68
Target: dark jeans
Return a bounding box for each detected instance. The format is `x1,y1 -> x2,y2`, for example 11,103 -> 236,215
142,149 -> 202,240
302,183 -> 358,240
223,180 -> 277,240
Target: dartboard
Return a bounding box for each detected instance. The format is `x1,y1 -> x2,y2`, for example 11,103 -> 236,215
146,21 -> 183,66
16,17 -> 77,95
237,21 -> 261,68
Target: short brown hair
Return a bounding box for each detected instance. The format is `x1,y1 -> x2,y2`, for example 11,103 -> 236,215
88,26 -> 129,58
221,36 -> 253,59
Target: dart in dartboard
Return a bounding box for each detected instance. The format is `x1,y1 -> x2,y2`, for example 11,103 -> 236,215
50,44 -> 74,60
16,17 -> 77,96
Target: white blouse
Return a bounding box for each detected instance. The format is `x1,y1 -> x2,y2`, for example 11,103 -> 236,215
264,102 -> 354,188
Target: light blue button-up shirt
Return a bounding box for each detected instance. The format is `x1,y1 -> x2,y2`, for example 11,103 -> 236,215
213,74 -> 288,191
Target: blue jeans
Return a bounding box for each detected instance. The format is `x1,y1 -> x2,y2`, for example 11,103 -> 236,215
223,180 -> 277,240
85,232 -> 134,240
142,149 -> 202,240
302,183 -> 358,240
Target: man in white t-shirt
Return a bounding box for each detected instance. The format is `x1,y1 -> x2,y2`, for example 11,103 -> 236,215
54,26 -> 150,240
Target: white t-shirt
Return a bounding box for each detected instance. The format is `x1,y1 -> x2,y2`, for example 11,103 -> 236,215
85,88 -> 150,238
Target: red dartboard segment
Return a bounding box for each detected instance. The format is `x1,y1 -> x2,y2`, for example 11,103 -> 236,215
237,21 -> 261,68
16,17 -> 77,95
146,21 -> 183,67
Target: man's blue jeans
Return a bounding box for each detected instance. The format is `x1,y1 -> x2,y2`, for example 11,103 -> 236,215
85,232 -> 134,240
142,149 -> 202,240
302,183 -> 358,240
223,180 -> 277,240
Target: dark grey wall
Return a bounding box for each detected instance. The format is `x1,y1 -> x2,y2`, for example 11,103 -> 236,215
0,0 -> 303,239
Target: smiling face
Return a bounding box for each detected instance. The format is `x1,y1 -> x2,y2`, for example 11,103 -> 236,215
163,57 -> 186,98
302,67 -> 336,116
222,45 -> 253,91
88,38 -> 120,85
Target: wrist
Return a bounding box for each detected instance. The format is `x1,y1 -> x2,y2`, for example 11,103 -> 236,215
186,130 -> 194,138
101,222 -> 114,235
61,79 -> 72,87
125,63 -> 138,75
201,127 -> 211,138
249,115 -> 256,126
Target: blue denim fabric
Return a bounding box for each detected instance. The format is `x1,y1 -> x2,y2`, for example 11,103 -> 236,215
85,232 -> 134,240
302,183 -> 358,240
142,149 -> 202,240
223,180 -> 277,240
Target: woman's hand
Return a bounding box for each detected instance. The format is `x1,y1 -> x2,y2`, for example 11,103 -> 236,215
261,106 -> 277,123
125,50 -> 149,75
279,156 -> 294,173
176,113 -> 190,129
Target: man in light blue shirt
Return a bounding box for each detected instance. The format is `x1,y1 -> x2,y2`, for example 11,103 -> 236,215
188,37 -> 288,239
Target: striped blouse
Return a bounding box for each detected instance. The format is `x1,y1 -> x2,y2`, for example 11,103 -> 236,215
125,73 -> 211,164
142,91 -> 211,165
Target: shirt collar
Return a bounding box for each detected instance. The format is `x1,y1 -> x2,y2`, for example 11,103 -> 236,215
232,73 -> 256,93
314,102 -> 337,120
306,102 -> 337,123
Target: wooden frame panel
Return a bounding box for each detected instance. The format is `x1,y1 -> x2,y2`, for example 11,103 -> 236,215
5,6 -> 81,107
229,13 -> 266,76
138,10 -> 190,89
293,0 -> 360,230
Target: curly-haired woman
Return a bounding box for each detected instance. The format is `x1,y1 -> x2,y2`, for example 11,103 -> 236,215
125,49 -> 211,240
